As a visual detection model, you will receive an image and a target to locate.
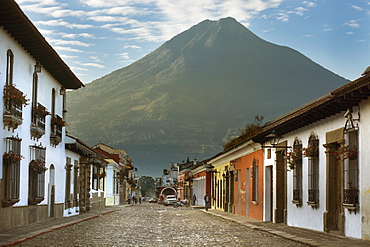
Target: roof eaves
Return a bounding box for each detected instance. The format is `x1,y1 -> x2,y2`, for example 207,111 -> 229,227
0,0 -> 84,89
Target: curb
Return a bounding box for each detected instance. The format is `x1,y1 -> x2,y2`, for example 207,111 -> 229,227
1,208 -> 121,247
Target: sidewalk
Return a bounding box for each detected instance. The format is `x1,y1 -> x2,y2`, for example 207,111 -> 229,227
202,209 -> 370,246
0,205 -> 125,247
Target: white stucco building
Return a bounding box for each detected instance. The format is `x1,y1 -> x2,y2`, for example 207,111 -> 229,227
0,0 -> 84,229
254,69 -> 370,240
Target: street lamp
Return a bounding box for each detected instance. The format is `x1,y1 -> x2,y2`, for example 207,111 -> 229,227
204,163 -> 219,173
261,130 -> 291,149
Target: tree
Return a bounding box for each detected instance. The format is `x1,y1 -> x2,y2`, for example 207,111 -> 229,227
138,176 -> 155,197
222,115 -> 264,151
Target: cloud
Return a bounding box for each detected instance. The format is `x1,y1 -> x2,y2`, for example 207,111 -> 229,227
124,45 -> 142,49
75,61 -> 106,68
16,0 -> 60,4
116,53 -> 130,60
344,20 -> 360,28
60,54 -> 79,59
71,66 -> 89,71
35,19 -> 94,29
53,46 -> 84,53
262,28 -> 274,33
351,5 -> 363,11
302,34 -> 314,37
48,38 -> 94,47
59,32 -> 96,39
302,1 -> 316,8
79,0 -> 134,8
82,63 -> 105,68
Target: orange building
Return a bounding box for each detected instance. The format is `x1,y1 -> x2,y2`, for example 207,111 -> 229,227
233,149 -> 264,220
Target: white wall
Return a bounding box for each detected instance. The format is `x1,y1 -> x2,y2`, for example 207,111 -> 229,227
105,161 -> 120,206
1,27 -> 67,208
64,149 -> 80,216
282,111 -> 362,238
193,176 -> 206,206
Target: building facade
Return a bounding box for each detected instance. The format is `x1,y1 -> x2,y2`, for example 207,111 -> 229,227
253,70 -> 370,239
0,0 -> 84,230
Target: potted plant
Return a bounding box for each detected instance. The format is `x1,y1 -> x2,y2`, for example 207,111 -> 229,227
29,158 -> 48,174
334,145 -> 358,160
51,116 -> 67,127
32,104 -> 50,118
3,150 -> 24,162
302,143 -> 319,157
3,84 -> 29,107
286,148 -> 302,170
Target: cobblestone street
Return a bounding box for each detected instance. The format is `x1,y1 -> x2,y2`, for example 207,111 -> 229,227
15,204 -> 307,247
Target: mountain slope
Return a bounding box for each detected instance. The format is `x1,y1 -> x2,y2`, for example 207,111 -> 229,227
67,17 -> 349,176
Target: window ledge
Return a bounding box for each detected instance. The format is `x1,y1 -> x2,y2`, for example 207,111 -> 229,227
343,203 -> 359,210
307,201 -> 319,207
252,200 -> 258,205
292,200 -> 302,206
1,198 -> 20,207
28,197 -> 44,205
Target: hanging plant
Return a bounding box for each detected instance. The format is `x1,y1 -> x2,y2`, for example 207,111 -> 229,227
286,148 -> 302,170
33,104 -> 50,118
302,143 -> 319,157
3,150 -> 24,162
3,84 -> 29,107
334,145 -> 358,161
29,158 -> 48,174
51,117 -> 67,127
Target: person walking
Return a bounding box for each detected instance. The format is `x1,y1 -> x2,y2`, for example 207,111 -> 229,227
204,192 -> 210,211
192,194 -> 196,206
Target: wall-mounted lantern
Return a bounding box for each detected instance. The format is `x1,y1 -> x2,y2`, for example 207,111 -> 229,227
60,87 -> 66,95
34,62 -> 41,73
262,130 -> 291,149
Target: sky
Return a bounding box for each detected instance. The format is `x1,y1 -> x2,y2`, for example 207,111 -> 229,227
15,0 -> 370,84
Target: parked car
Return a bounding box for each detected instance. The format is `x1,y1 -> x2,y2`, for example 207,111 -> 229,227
163,195 -> 177,206
148,198 -> 157,203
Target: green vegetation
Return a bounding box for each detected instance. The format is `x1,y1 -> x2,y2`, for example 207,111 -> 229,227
222,115 -> 264,151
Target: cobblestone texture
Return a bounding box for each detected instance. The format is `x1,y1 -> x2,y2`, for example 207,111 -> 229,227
15,204 -> 308,246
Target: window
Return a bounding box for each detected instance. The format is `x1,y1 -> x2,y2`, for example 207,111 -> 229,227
251,158 -> 258,203
2,136 -> 22,207
32,72 -> 38,106
343,128 -> 359,206
292,139 -> 302,204
6,49 -> 13,86
4,50 -> 22,120
50,89 -> 64,146
306,134 -> 319,205
28,145 -> 46,205
267,149 -> 271,159
51,88 -> 56,116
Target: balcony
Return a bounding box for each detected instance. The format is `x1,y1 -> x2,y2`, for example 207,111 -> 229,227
30,103 -> 49,140
3,84 -> 27,131
50,115 -> 64,147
